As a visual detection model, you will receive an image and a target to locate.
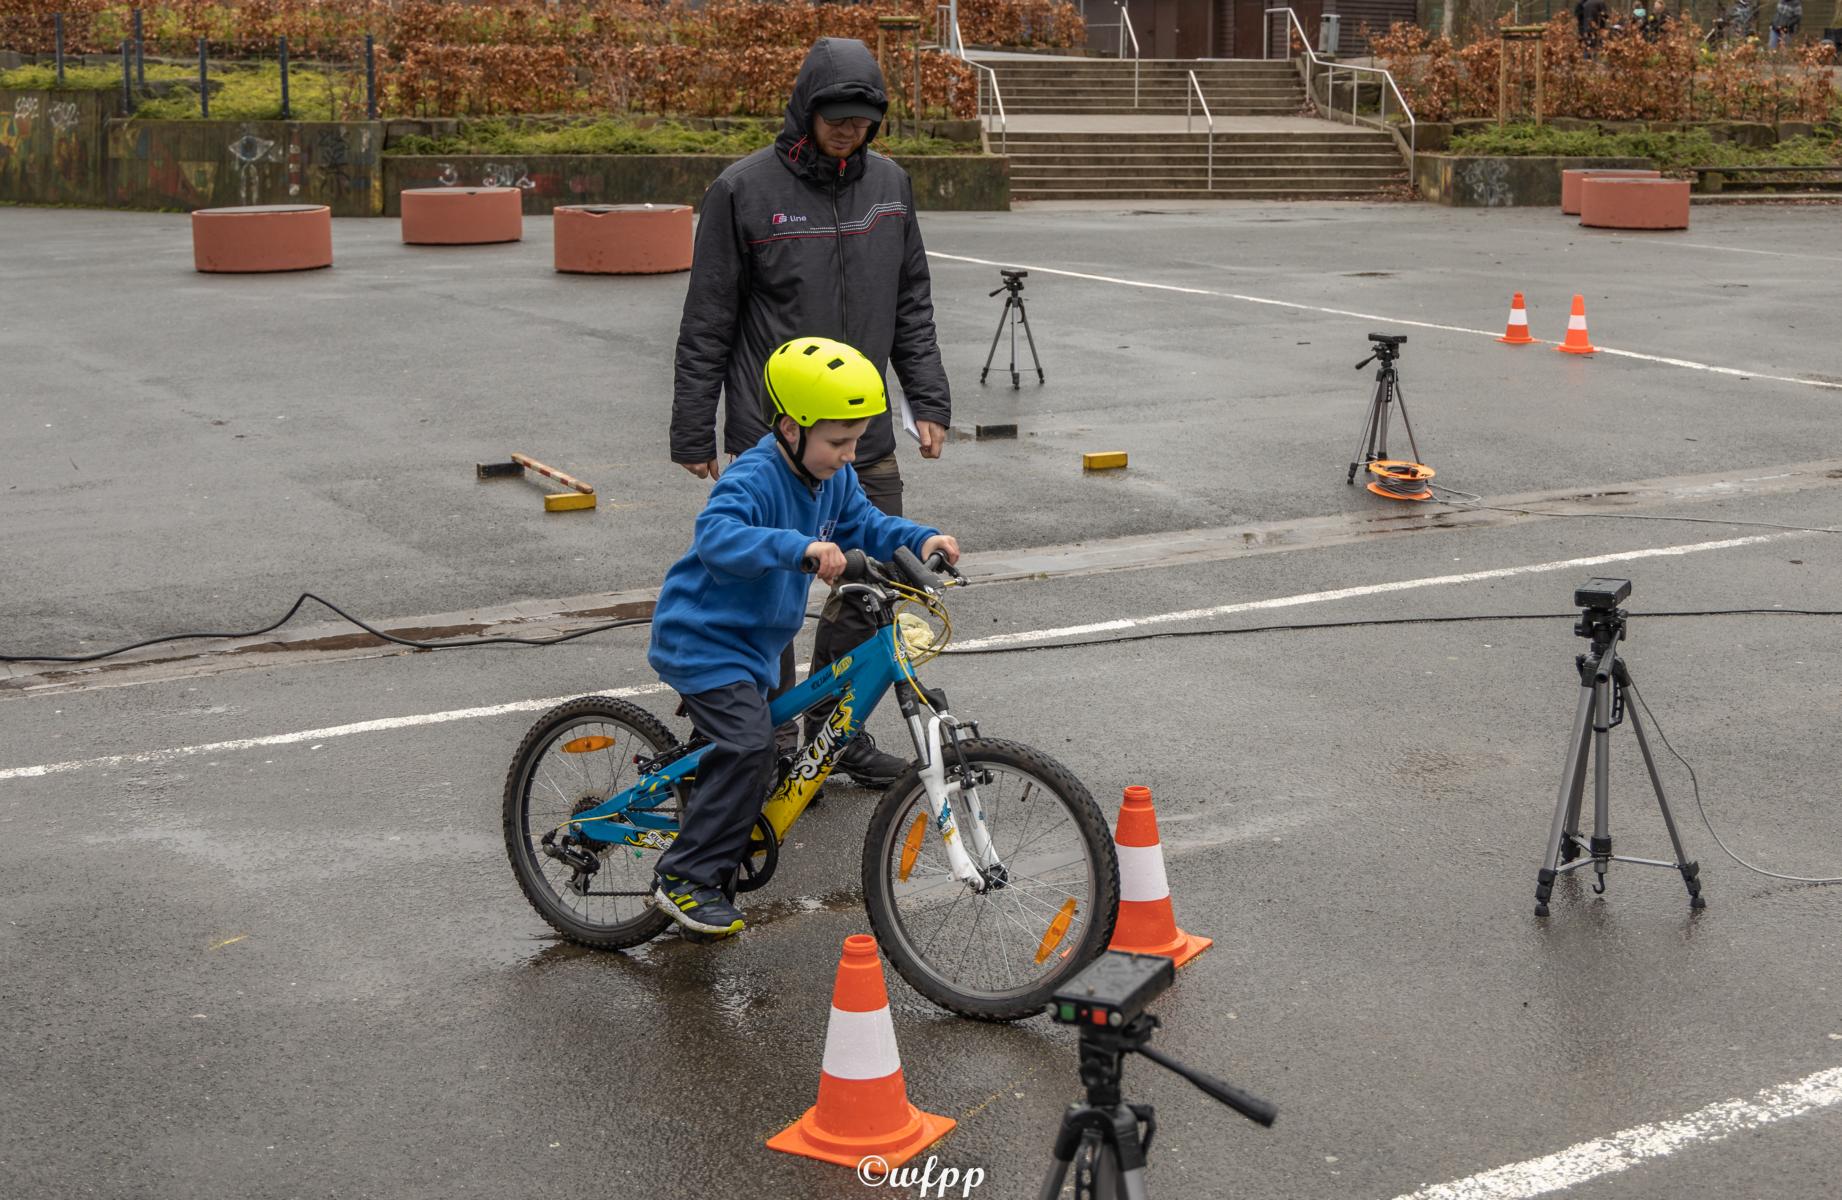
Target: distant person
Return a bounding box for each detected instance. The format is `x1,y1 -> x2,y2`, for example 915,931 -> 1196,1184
1577,0 -> 1611,55
672,36 -> 953,788
1769,0 -> 1801,47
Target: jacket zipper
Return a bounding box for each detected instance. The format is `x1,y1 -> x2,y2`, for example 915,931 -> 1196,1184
831,173 -> 849,334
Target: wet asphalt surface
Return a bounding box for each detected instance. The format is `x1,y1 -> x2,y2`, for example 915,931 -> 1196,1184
4,202 -> 1842,1200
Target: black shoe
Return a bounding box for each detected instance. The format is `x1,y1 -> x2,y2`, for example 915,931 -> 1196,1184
649,873 -> 745,936
834,733 -> 909,788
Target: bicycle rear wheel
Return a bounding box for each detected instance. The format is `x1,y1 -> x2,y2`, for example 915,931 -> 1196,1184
862,738 -> 1119,1021
503,696 -> 682,950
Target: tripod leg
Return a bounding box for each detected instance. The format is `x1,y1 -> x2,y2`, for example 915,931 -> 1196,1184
1349,390 -> 1383,484
1010,299 -> 1021,389
1392,371 -> 1425,465
1589,661 -> 1615,895
1017,297 -> 1045,383
1623,676 -> 1707,909
1538,679 -> 1596,915
981,300 -> 1009,384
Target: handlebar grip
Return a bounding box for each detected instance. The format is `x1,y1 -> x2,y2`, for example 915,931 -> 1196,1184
838,549 -> 873,583
892,545 -> 942,592
799,556 -> 818,574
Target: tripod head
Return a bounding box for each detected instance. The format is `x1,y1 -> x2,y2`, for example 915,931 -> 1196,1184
1051,953 -> 1276,1128
1573,577 -> 1632,668
989,268 -> 1028,298
1354,332 -> 1407,371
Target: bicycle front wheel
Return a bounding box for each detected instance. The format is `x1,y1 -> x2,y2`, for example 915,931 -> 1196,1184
862,738 -> 1119,1021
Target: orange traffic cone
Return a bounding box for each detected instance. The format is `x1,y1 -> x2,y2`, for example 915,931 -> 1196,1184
767,935 -> 955,1170
1106,786 -> 1212,967
1555,294 -> 1596,355
1498,292 -> 1534,344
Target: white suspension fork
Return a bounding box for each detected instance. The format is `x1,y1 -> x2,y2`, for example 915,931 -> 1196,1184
909,712 -> 999,886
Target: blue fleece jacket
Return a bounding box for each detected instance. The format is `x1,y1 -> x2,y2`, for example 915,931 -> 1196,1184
648,434 -> 940,697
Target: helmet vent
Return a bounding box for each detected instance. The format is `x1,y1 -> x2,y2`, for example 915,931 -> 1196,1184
847,397 -> 864,405
802,344 -> 820,356
827,358 -> 845,370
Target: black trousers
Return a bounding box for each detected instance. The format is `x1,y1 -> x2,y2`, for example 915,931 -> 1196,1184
771,455 -> 905,741
654,681 -> 777,889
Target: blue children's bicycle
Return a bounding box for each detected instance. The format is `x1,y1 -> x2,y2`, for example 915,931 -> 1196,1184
503,548 -> 1121,1021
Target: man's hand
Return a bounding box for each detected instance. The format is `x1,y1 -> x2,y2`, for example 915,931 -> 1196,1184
680,459 -> 722,480
803,541 -> 848,583
920,534 -> 960,566
916,420 -> 947,459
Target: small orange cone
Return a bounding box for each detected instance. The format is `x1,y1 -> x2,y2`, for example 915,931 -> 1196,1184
767,935 -> 955,1170
1498,292 -> 1534,344
1555,294 -> 1596,355
1106,786 -> 1212,967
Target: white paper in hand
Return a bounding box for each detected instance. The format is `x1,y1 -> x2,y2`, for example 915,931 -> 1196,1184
897,393 -> 921,443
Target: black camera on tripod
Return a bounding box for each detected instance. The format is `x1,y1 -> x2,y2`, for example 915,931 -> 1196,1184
1572,577 -> 1633,644
1039,953 -> 1275,1198
990,268 -> 1028,297
1358,331 -> 1407,366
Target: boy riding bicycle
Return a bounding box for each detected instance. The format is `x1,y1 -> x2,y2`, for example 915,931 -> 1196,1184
647,336 -> 961,936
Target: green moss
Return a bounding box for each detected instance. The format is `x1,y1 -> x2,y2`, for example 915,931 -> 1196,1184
131,63 -> 360,121
1449,122 -> 1842,171
385,117 -> 979,158
0,63 -> 193,91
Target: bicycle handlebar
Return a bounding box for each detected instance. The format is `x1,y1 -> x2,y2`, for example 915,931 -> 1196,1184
798,549 -> 964,591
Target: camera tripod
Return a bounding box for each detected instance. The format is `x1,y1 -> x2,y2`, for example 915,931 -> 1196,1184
1534,585 -> 1707,917
1346,333 -> 1424,490
1038,1015 -> 1275,1200
981,269 -> 1044,389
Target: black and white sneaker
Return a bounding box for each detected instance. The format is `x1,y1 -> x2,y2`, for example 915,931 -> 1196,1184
649,874 -> 745,936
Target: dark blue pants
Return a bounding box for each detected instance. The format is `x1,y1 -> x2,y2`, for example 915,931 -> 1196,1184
654,681 -> 777,889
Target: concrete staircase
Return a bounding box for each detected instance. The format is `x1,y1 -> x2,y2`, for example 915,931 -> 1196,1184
987,58 -> 1305,116
1004,128 -> 1406,201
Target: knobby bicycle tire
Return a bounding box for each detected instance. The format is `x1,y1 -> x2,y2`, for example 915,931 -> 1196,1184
861,738 -> 1120,1021
503,695 -> 682,950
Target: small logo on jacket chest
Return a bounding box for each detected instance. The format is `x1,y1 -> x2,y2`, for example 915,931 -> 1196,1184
771,212 -> 808,226
818,519 -> 837,540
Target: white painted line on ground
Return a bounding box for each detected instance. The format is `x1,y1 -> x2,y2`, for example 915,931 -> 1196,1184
1389,1065 -> 1842,1200
928,251 -> 1842,393
1656,241 -> 1842,265
949,532 -> 1795,650
0,685 -> 669,781
0,533 -> 1801,782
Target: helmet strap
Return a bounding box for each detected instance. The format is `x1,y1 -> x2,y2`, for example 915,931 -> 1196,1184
773,419 -> 823,490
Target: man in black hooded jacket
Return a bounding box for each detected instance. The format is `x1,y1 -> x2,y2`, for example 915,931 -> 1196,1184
671,36 -> 952,786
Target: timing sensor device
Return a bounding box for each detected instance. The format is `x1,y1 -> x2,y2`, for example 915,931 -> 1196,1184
1049,951 -> 1174,1028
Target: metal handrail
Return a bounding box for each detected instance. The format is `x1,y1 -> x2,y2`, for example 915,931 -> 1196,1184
1117,2 -> 1140,108
1186,69 -> 1214,191
1262,6 -> 1416,160
967,58 -> 1007,155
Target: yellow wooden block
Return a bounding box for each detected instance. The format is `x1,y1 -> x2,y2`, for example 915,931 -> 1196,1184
1082,451 -> 1128,470
544,491 -> 597,512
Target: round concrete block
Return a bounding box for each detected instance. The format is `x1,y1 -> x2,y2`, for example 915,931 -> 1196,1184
1578,177 -> 1690,230
400,187 -> 523,245
191,204 -> 332,273
1560,168 -> 1661,215
553,204 -> 694,275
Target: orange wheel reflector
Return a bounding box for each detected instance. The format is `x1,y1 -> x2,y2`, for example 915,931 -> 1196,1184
898,813 -> 928,882
561,735 -> 616,754
1035,898 -> 1078,964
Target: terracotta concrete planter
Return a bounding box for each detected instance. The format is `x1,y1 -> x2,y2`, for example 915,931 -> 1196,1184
399,186 -> 523,245
1560,168 -> 1661,215
553,203 -> 693,274
1579,177 -> 1690,230
191,204 -> 333,273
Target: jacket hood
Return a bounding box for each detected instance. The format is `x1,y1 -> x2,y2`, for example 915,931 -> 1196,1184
776,38 -> 888,185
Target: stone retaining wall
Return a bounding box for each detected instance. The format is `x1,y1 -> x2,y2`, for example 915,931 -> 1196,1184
107,119 -> 384,216
381,153 -> 1008,214
1416,154 -> 1656,206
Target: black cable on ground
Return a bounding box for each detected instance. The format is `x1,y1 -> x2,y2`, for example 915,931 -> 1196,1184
1429,484 -> 1842,536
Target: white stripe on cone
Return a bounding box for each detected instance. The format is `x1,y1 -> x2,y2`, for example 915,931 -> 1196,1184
1569,315 -> 1588,329
1116,841 -> 1173,903
819,1005 -> 904,1080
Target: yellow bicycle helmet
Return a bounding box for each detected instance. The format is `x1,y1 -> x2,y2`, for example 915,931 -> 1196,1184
762,337 -> 888,485
762,336 -> 888,426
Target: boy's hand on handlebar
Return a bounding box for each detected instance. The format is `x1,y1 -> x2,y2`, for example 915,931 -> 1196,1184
920,534 -> 960,567
803,541 -> 848,583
